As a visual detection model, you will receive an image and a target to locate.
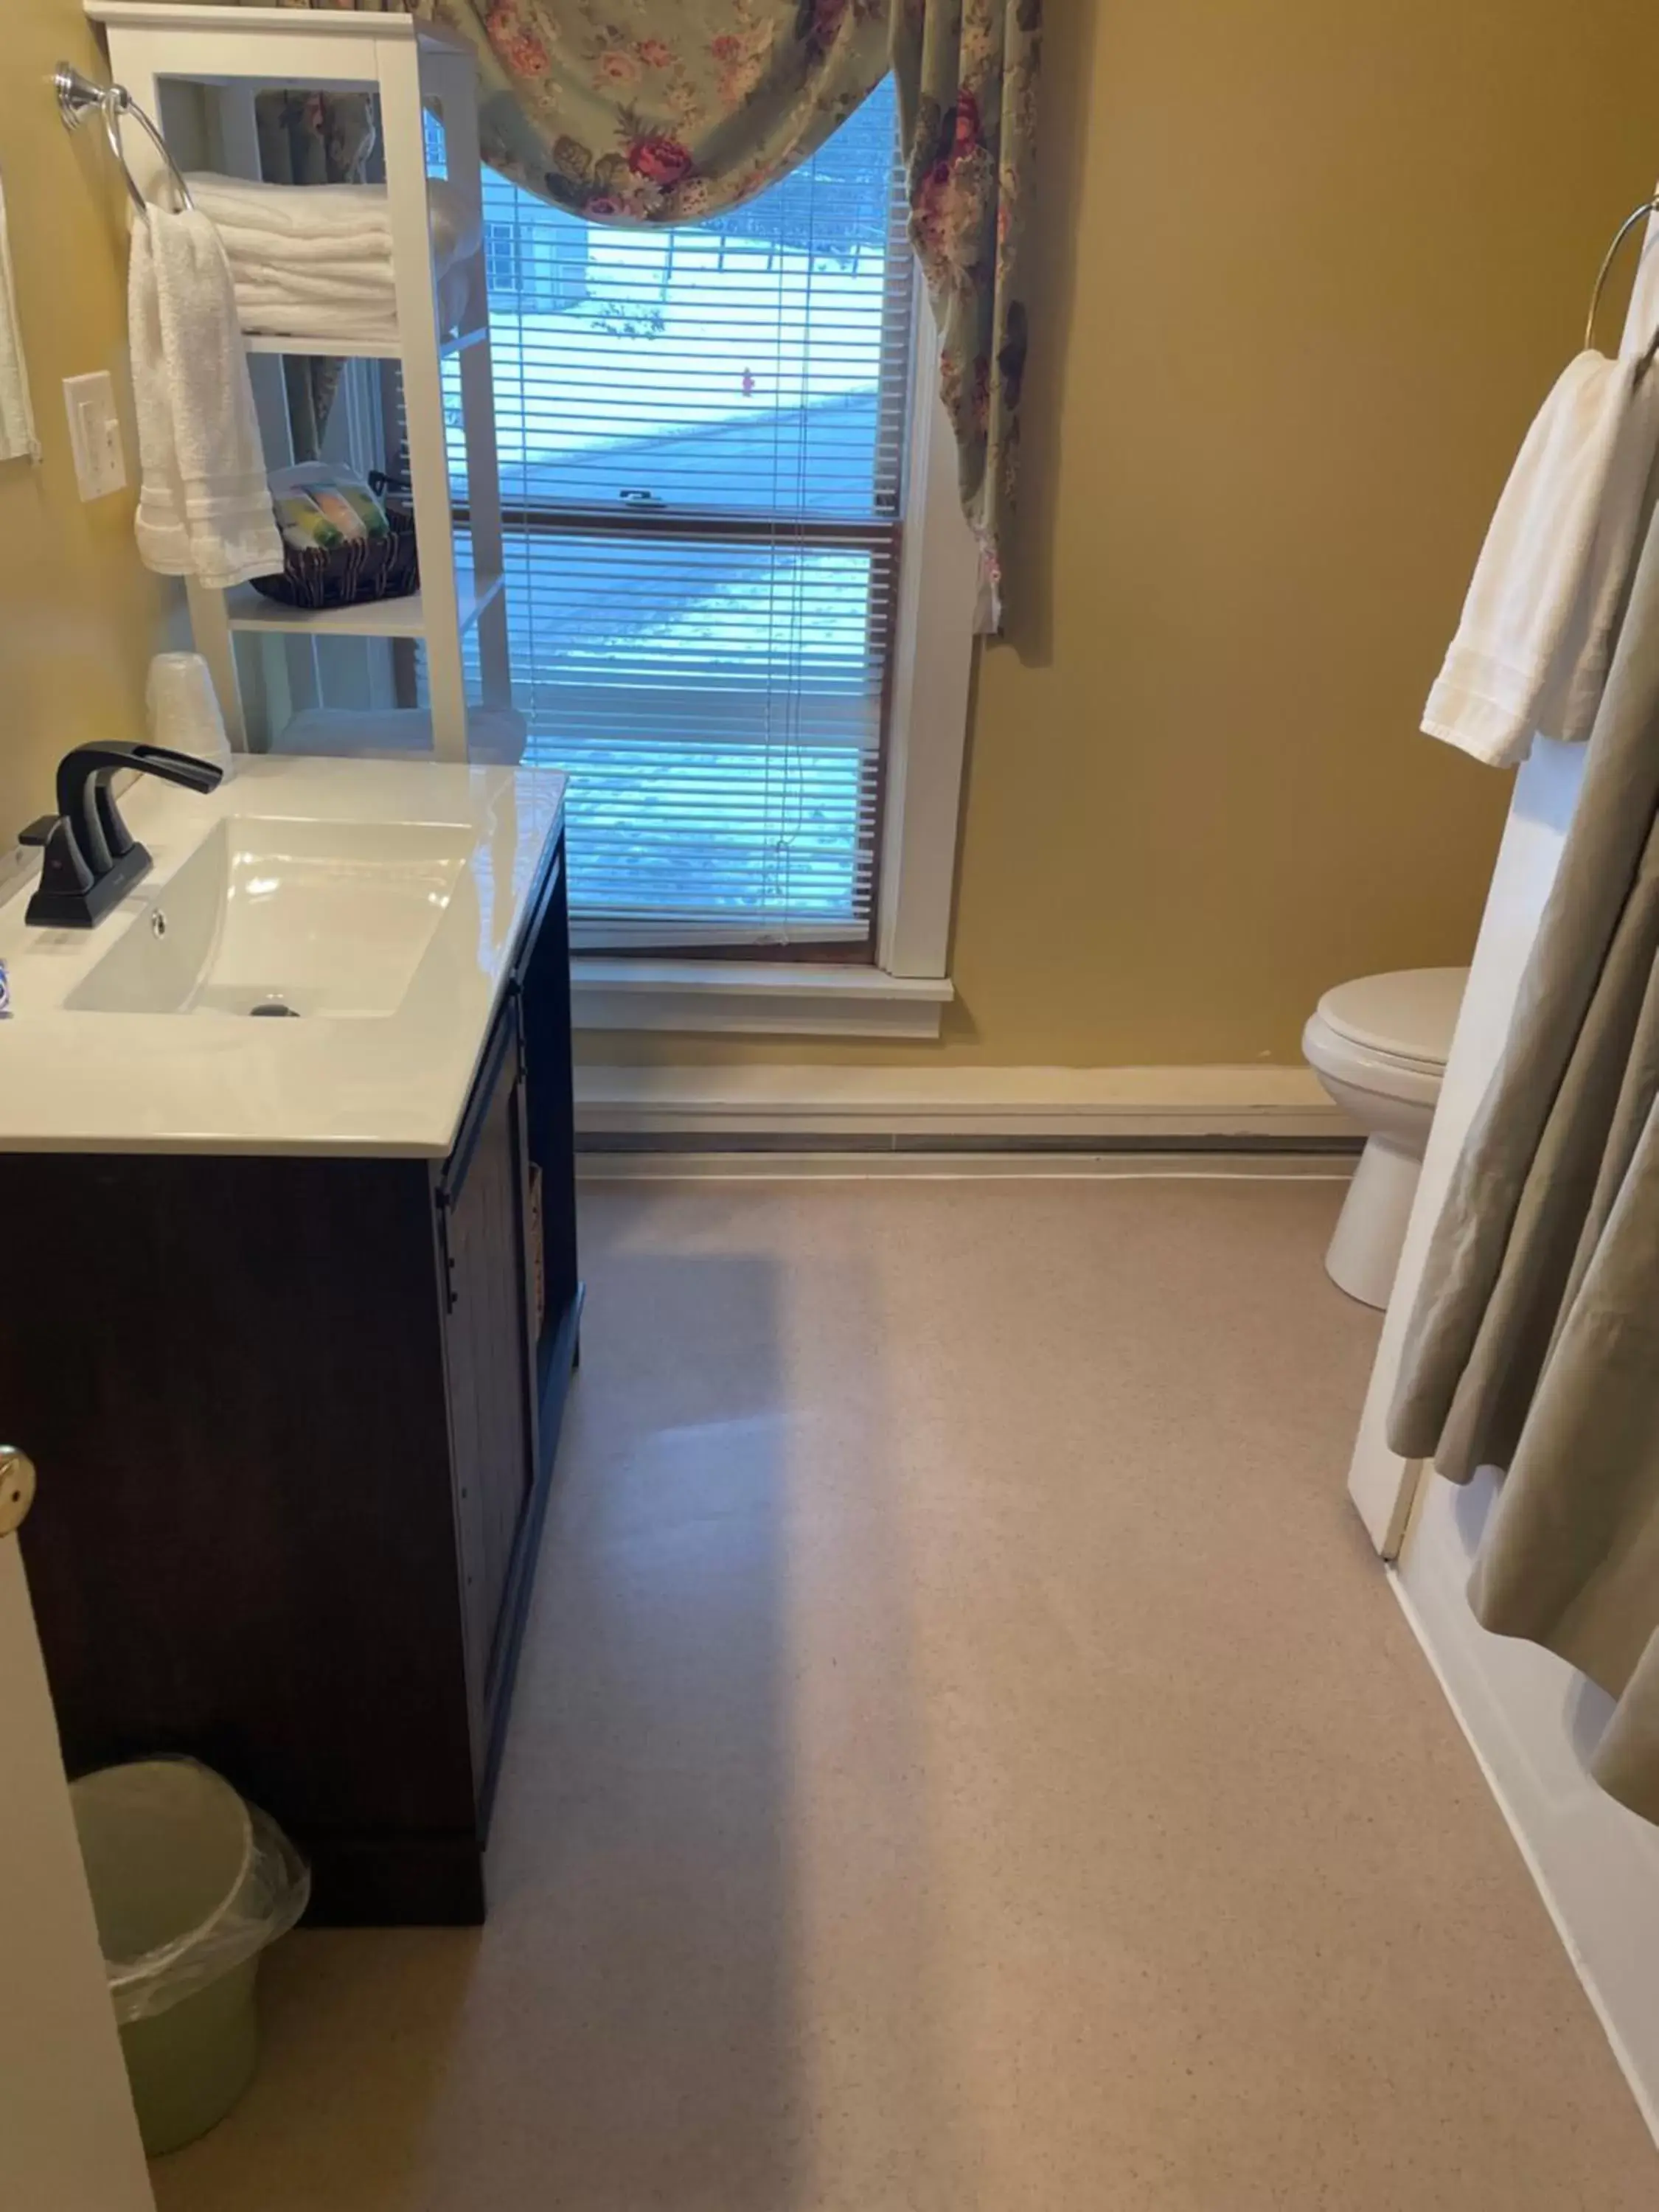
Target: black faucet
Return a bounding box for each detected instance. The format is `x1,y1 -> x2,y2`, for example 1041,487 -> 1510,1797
21,742 -> 224,929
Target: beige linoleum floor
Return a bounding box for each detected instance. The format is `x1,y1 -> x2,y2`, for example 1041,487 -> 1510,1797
153,1174 -> 1658,2212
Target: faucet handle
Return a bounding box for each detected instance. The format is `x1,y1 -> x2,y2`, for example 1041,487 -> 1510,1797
32,816 -> 97,909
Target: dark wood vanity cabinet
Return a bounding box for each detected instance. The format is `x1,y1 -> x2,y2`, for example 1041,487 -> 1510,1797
1,832 -> 580,1926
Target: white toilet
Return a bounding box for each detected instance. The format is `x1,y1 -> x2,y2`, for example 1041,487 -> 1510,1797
1302,966 -> 1467,1309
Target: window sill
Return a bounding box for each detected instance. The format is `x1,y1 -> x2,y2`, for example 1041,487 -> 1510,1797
570,958 -> 953,1040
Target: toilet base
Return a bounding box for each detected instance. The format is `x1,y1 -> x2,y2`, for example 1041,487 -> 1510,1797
1326,1134 -> 1425,1310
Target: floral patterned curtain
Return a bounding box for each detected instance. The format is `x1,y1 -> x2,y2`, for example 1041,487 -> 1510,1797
240,0 -> 1042,625
892,0 -> 1040,628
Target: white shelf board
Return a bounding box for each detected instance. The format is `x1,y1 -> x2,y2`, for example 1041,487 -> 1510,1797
242,322 -> 487,361
86,3 -> 470,52
225,566 -> 504,639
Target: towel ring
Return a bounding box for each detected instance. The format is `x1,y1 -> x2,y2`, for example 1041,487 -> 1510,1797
1585,195 -> 1659,371
55,63 -> 194,217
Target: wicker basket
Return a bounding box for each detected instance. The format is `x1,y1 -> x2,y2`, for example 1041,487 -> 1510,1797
249,476 -> 420,611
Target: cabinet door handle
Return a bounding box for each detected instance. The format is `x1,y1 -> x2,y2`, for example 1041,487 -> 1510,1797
434,1197 -> 459,1314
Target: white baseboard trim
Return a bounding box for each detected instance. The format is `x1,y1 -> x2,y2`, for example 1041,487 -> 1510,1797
575,1063 -> 1357,1145
580,1151 -> 1354,1180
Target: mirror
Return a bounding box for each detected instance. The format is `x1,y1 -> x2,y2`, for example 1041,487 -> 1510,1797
0,170 -> 39,464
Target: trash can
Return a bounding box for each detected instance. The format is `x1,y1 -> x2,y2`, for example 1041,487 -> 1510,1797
69,1759 -> 310,2157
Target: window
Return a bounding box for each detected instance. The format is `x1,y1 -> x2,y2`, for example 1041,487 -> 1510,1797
481,217 -> 521,302
481,216 -> 591,316
442,82 -> 914,954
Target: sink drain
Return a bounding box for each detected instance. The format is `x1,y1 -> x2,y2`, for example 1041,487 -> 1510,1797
248,999 -> 299,1018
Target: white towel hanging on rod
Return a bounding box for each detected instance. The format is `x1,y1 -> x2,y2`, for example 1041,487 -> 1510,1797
1419,183 -> 1659,770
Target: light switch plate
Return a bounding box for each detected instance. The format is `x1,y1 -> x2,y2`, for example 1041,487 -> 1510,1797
62,370 -> 126,501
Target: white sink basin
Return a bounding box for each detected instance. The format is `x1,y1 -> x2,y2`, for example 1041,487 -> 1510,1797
0,756 -> 568,1152
67,815 -> 476,1019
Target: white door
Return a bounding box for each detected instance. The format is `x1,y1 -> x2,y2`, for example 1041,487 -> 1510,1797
0,1448 -> 156,2212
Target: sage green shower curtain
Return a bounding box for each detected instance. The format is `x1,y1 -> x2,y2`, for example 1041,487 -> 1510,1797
234,0 -> 1042,627
1390,501 -> 1659,1827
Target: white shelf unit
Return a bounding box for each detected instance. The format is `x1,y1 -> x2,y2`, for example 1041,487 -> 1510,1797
242,324 -> 490,361
223,567 -> 505,641
87,1 -> 512,764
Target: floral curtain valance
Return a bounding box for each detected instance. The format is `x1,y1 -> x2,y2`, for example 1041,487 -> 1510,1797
459,1 -> 891,225
250,0 -> 1042,625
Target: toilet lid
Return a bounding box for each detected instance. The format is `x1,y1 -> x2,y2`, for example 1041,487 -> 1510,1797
1315,967 -> 1467,1068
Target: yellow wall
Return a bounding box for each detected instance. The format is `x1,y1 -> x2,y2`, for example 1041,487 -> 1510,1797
596,0 -> 1659,1071
3,0 -> 1651,1071
0,1 -> 171,843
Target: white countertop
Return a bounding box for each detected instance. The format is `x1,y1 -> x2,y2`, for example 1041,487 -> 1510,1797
0,757 -> 566,1156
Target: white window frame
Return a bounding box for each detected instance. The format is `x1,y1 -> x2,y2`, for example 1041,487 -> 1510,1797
570,299 -> 977,1040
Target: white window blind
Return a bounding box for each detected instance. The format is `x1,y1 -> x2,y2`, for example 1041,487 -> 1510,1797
434,80 -> 914,953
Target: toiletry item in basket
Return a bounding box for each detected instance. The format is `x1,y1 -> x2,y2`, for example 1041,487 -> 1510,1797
305,487 -> 368,543
273,489 -> 344,554
254,465 -> 415,609
327,479 -> 390,539
270,464 -> 389,541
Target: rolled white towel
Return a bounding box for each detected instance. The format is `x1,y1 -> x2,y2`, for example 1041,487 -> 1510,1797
232,262 -> 471,343
208,219 -> 404,269
185,173 -> 480,269
233,261 -> 398,309
232,298 -> 399,341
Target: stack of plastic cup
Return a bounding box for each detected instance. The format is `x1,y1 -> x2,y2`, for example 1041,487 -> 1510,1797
145,653 -> 232,771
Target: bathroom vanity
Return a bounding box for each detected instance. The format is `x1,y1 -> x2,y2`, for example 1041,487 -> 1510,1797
0,757 -> 578,1924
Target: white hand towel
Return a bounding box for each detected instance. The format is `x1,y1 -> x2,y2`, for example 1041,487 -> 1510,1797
129,206 -> 282,590
0,176 -> 38,463
128,215 -> 189,574
1533,363 -> 1659,744
1422,349 -> 1659,767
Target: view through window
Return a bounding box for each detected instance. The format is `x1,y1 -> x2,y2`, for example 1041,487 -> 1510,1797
433,81 -> 914,951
